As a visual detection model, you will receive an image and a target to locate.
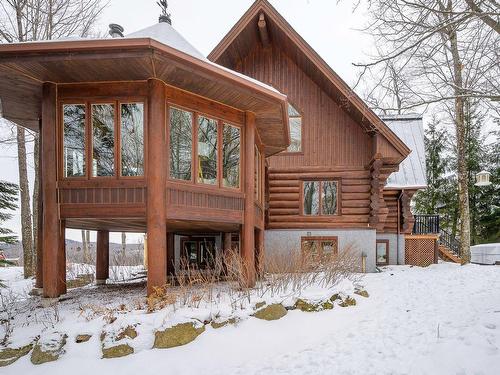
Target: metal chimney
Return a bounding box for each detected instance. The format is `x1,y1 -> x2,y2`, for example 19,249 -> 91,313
159,14 -> 171,25
109,24 -> 124,38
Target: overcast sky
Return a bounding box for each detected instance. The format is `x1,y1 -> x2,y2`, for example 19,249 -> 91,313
0,0 -> 371,243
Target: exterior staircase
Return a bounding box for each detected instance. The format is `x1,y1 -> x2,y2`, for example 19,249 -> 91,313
413,215 -> 462,263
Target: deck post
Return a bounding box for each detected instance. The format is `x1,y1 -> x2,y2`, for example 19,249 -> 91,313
223,232 -> 232,252
146,78 -> 167,295
57,220 -> 67,295
242,112 -> 256,287
96,230 -> 110,284
35,119 -> 44,290
41,82 -> 63,299
255,227 -> 264,277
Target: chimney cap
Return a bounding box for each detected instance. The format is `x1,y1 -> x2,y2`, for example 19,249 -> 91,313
109,23 -> 124,38
159,14 -> 171,24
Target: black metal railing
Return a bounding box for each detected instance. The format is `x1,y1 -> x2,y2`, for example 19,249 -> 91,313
439,228 -> 461,257
412,214 -> 440,234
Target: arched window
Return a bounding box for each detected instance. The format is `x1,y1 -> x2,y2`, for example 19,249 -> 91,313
287,103 -> 302,152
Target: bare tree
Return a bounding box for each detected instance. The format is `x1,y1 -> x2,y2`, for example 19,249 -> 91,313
0,0 -> 109,278
351,0 -> 499,262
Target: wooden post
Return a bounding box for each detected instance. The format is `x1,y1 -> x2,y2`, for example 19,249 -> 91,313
242,112 -> 256,287
146,78 -> 167,295
167,232 -> 175,277
223,232 -> 232,252
143,234 -> 148,270
57,220 -> 66,295
35,119 -> 43,289
96,230 -> 109,284
41,82 -> 63,299
255,227 -> 264,278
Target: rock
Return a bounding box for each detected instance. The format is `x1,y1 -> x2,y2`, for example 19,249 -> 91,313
0,343 -> 33,367
294,299 -> 333,312
153,322 -> 205,349
354,289 -> 369,298
116,326 -> 138,341
66,273 -> 94,289
255,301 -> 266,309
31,333 -> 67,365
252,303 -> 287,321
339,296 -> 357,307
75,334 -> 92,343
211,318 -> 237,329
330,293 -> 341,302
102,343 -> 134,359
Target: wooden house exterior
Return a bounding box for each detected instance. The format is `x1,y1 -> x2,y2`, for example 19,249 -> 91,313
0,0 -> 429,299
209,0 -> 427,270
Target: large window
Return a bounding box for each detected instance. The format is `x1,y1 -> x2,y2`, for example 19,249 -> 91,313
222,124 -> 240,188
91,104 -> 115,177
120,103 -> 144,176
197,116 -> 218,185
303,180 -> 338,215
63,104 -> 86,178
170,107 -> 193,181
287,103 -> 302,152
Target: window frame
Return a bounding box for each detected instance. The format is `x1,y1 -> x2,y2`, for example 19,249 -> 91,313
376,239 -> 390,266
166,102 -> 243,192
280,102 -> 304,155
59,98 -> 147,181
301,179 -> 341,216
301,236 -> 339,258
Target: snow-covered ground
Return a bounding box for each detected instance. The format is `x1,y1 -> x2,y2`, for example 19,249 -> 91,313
1,263 -> 499,374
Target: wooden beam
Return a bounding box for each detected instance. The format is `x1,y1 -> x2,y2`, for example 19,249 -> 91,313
258,13 -> 271,48
96,230 -> 110,284
146,78 -> 167,295
35,119 -> 43,289
41,82 -> 62,298
242,112 -> 256,287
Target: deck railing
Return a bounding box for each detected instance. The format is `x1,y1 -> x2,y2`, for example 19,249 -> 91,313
412,214 -> 440,234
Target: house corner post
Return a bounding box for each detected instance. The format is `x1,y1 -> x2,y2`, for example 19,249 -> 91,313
41,82 -> 63,299
35,119 -> 43,290
243,112 -> 256,287
96,230 -> 110,284
146,78 -> 167,295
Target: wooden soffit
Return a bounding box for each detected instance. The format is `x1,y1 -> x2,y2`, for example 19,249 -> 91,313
208,0 -> 410,163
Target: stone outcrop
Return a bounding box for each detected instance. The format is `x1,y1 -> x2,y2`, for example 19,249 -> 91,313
0,343 -> 33,367
153,322 -> 205,349
31,333 -> 67,365
294,299 -> 333,312
252,304 -> 287,321
102,343 -> 134,359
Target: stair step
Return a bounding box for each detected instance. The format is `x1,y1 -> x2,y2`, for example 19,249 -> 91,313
438,245 -> 461,263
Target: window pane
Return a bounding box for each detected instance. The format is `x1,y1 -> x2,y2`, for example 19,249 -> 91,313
321,241 -> 337,256
376,242 -> 388,264
92,104 -> 115,177
287,104 -> 302,152
222,124 -> 240,188
63,104 -> 86,178
303,181 -> 319,215
169,108 -> 192,181
197,116 -> 218,185
121,103 -> 144,176
322,181 -> 338,215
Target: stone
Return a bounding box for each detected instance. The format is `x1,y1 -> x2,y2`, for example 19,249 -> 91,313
252,303 -> 287,321
330,293 -> 342,302
355,289 -> 369,298
102,343 -> 134,359
294,299 -> 333,312
75,334 -> 92,343
339,296 -> 357,307
31,333 -> 67,365
153,322 -> 205,349
66,274 -> 94,289
116,326 -> 138,341
211,318 -> 237,329
0,344 -> 33,367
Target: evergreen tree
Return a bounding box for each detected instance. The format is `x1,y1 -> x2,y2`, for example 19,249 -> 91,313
0,181 -> 18,247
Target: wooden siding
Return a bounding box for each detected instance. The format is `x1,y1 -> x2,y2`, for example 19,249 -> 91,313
237,46 -> 372,169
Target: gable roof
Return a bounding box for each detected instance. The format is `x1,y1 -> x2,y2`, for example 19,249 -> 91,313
208,0 -> 410,163
382,115 -> 427,189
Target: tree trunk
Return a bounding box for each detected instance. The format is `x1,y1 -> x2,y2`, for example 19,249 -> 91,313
17,127 -> 34,277
448,26 -> 471,263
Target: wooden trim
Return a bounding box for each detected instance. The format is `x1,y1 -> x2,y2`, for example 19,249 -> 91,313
376,239 -> 389,266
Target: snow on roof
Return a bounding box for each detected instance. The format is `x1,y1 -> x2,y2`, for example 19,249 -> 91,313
126,21 -> 206,60
381,114 -> 427,189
